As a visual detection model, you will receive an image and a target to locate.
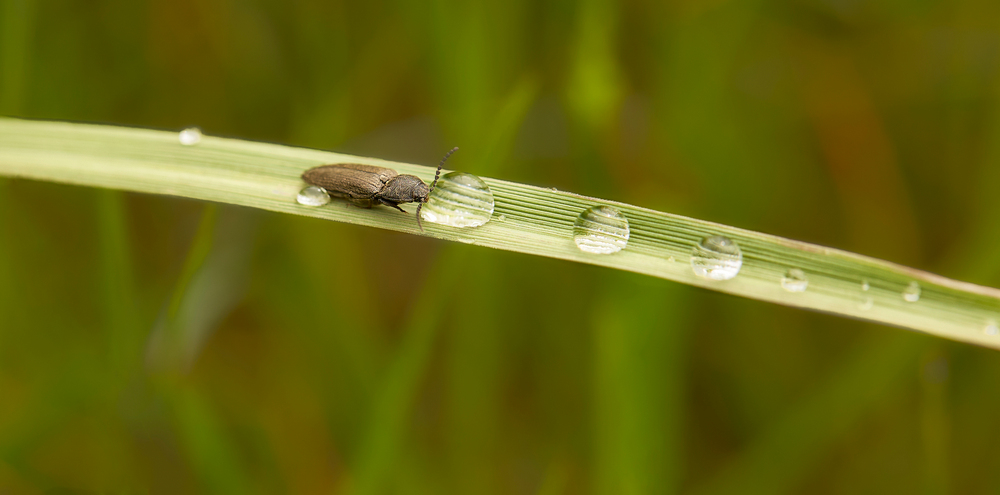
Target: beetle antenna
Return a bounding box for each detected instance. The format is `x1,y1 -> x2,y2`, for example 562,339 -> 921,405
416,147 -> 458,232
430,147 -> 457,194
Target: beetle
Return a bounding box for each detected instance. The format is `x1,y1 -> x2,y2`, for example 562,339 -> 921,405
301,147 -> 458,231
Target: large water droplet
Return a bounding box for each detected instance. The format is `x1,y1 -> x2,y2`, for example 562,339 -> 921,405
780,268 -> 808,292
572,206 -> 629,254
178,127 -> 202,146
420,172 -> 494,228
691,235 -> 742,280
903,282 -> 921,302
297,185 -> 330,206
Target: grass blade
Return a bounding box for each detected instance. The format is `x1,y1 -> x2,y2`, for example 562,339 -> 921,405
94,189 -> 139,378
691,334 -> 924,495
349,246 -> 466,495
1,117 -> 998,349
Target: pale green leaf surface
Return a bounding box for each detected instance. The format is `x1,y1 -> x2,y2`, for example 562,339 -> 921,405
1,117 -> 999,349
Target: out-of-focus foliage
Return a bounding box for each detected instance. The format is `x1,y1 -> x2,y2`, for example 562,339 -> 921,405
1,0 -> 1000,493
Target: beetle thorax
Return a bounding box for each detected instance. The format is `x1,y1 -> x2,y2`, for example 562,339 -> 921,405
378,175 -> 430,203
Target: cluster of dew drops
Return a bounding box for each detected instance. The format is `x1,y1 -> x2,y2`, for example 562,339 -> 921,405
240,134 -> 1000,339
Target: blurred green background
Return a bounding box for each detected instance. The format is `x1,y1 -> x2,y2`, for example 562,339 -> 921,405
3,0 -> 1000,493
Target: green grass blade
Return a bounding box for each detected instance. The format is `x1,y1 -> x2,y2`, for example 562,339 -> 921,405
0,179 -> 11,342
349,246 -> 466,495
1,117 -> 999,350
445,251 -> 503,494
0,0 -> 35,115
167,385 -> 256,494
691,334 -> 924,495
593,274 -> 690,495
146,204 -> 219,372
94,189 -> 140,378
147,205 -> 257,373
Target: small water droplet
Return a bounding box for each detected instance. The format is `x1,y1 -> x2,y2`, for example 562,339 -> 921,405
780,268 -> 808,292
572,206 -> 629,254
985,320 -> 999,336
667,256 -> 675,263
178,127 -> 202,146
858,279 -> 873,310
549,187 -> 559,192
691,235 -> 742,281
297,185 -> 330,206
497,214 -> 506,222
903,281 -> 921,302
457,237 -> 476,244
420,172 -> 494,228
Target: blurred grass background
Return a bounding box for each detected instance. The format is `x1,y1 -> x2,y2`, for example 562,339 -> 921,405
2,0 -> 1000,493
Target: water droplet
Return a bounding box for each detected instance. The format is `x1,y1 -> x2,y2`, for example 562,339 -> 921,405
903,282 -> 921,302
857,279 -> 873,310
780,268 -> 808,292
178,127 -> 202,146
667,256 -> 675,263
572,206 -> 629,254
497,214 -> 506,222
985,320 -> 999,336
457,237 -> 476,244
297,185 -> 330,206
690,235 -> 742,280
420,172 -> 494,228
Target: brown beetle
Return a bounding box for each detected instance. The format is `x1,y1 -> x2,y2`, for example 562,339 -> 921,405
301,147 -> 457,231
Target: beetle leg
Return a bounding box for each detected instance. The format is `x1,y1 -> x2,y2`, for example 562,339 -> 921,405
376,198 -> 408,213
